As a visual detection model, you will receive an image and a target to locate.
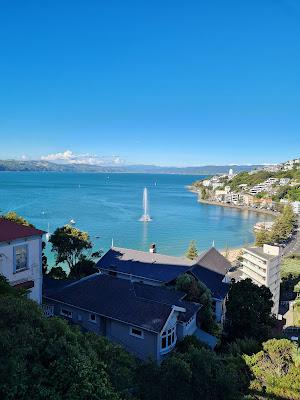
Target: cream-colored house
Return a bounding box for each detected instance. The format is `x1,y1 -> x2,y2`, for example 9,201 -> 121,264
241,244 -> 281,316
0,219 -> 45,303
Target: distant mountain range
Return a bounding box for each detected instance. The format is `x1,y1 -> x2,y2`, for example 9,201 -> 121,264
0,159 -> 264,175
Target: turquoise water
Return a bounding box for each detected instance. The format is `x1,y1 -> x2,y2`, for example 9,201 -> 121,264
0,172 -> 273,263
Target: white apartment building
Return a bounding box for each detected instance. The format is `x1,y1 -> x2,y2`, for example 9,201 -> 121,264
241,244 -> 281,316
211,182 -> 223,190
0,219 -> 45,303
279,178 -> 290,186
202,179 -> 211,187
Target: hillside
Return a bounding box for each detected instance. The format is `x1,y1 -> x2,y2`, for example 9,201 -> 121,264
0,159 -> 262,175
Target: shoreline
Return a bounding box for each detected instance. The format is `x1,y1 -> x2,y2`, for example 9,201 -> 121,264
199,198 -> 278,216
187,186 -> 278,217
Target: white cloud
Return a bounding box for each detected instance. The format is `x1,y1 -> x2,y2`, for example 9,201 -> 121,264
41,150 -> 124,166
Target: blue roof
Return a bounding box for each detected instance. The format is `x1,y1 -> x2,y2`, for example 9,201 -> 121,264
43,273 -> 200,333
97,247 -> 231,299
97,247 -> 190,283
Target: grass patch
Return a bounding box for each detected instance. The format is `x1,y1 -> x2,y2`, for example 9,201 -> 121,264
281,254 -> 300,279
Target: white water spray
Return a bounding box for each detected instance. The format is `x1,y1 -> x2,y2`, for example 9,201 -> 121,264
140,187 -> 151,222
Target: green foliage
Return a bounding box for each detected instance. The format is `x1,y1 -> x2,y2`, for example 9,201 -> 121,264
185,240 -> 198,260
68,255 -> 98,279
1,211 -> 33,227
228,171 -> 273,192
281,254 -> 300,280
135,346 -> 248,400
225,279 -> 275,342
254,228 -> 271,246
255,204 -> 296,246
0,274 -> 27,298
49,225 -> 92,270
47,265 -> 68,280
270,204 -> 295,243
223,338 -> 261,357
244,339 -> 300,399
176,334 -> 210,353
0,287 -> 136,400
175,274 -> 216,333
200,186 -> 208,200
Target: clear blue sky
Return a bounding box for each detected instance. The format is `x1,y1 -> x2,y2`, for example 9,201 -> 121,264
0,0 -> 299,166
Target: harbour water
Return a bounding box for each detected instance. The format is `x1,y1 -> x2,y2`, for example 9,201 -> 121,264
0,172 -> 273,262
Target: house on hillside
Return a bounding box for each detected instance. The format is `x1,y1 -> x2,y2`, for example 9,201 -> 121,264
0,218 -> 45,303
43,274 -> 201,362
97,245 -> 232,322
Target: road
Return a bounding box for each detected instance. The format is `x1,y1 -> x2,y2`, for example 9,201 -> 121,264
283,216 -> 300,257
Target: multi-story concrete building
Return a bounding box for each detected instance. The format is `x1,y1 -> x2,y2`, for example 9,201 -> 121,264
0,218 -> 45,303
241,244 -> 281,316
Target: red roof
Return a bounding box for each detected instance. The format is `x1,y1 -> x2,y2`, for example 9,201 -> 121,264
0,219 -> 45,243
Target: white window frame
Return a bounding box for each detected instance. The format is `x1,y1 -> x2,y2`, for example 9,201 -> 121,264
60,308 -> 72,318
88,313 -> 97,323
130,326 -> 144,339
161,325 -> 176,353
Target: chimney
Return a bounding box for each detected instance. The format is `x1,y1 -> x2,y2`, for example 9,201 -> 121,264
149,243 -> 156,253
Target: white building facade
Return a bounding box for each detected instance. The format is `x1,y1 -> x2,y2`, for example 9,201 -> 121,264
0,219 -> 45,303
241,244 -> 281,316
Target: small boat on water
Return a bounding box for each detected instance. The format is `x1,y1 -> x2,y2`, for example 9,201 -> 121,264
69,219 -> 76,225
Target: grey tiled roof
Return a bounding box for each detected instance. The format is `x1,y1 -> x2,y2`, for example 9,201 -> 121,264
97,247 -> 191,283
43,274 -> 200,333
97,246 -> 231,299
191,247 -> 231,299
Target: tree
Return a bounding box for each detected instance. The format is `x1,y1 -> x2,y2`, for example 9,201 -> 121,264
244,339 -> 300,399
0,274 -> 27,298
135,346 -> 247,400
2,211 -> 33,226
269,205 -> 296,243
176,274 -> 216,333
186,240 -> 198,260
68,255 -> 99,279
49,225 -> 92,272
225,279 -> 275,342
0,279 -> 136,400
254,228 -> 270,247
47,265 -> 68,280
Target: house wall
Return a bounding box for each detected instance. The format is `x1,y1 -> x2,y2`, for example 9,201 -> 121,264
177,315 -> 197,339
242,249 -> 280,316
214,298 -> 225,323
0,236 -> 43,303
45,300 -> 102,334
43,298 -> 159,360
106,319 -> 158,360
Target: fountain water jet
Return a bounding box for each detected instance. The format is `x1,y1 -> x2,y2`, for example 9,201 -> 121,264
140,187 -> 151,222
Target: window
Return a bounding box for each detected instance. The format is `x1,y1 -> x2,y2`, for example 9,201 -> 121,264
161,326 -> 176,352
60,308 -> 72,318
89,313 -> 96,323
130,327 -> 144,338
14,245 -> 28,271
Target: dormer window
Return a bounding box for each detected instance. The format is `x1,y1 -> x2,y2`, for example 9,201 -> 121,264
14,245 -> 28,272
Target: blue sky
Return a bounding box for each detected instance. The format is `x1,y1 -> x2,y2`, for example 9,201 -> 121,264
0,0 -> 299,166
